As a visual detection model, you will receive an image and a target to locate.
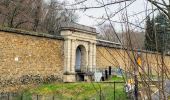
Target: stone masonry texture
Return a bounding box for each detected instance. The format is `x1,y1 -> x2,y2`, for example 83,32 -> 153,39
1,27 -> 170,87
0,31 -> 64,86
96,46 -> 170,73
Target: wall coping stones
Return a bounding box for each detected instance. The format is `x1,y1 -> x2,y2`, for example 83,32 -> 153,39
0,26 -> 64,40
97,39 -> 122,49
97,39 -> 170,56
60,22 -> 98,35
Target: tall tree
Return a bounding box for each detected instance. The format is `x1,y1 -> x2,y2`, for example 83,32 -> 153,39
155,13 -> 169,52
145,13 -> 169,52
144,16 -> 156,51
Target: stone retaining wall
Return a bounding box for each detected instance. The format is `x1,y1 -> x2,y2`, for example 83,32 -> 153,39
0,31 -> 64,86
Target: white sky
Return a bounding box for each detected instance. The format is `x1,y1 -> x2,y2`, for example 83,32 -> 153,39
68,0 -> 154,31
46,0 -> 156,31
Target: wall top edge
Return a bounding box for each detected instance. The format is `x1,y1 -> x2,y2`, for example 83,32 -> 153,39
60,22 -> 99,35
0,26 -> 64,40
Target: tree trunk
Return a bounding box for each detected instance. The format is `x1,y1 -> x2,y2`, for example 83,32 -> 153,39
168,6 -> 170,21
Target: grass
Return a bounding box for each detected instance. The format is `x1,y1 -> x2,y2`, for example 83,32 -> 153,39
168,96 -> 170,100
14,75 -> 127,100
20,82 -> 128,100
111,75 -> 124,81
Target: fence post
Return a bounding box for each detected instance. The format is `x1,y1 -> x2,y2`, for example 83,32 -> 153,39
105,70 -> 108,80
21,94 -> 23,100
114,82 -> 115,100
53,95 -> 55,100
37,95 -> 38,100
109,66 -> 112,76
8,93 -> 10,100
101,76 -> 104,81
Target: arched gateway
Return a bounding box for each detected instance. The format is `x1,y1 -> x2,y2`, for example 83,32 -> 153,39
75,45 -> 87,81
60,23 -> 97,82
75,45 -> 86,72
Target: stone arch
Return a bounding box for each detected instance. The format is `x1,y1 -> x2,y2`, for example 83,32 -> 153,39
75,45 -> 87,72
60,23 -> 97,82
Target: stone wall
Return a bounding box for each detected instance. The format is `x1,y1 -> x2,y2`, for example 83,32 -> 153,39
0,31 -> 64,86
1,25 -> 170,86
96,46 -> 130,69
96,45 -> 170,73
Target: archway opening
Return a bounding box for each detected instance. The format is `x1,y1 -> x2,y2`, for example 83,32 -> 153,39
75,45 -> 86,81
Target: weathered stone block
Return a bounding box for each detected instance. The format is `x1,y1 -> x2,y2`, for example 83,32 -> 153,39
63,75 -> 76,82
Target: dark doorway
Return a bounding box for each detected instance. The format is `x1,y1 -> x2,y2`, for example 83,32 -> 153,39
76,73 -> 84,81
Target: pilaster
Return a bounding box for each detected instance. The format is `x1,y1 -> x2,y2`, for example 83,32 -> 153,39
92,43 -> 96,71
64,38 -> 71,73
88,42 -> 93,71
71,39 -> 76,73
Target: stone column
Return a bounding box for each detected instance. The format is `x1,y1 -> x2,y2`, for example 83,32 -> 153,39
93,43 -> 96,71
88,42 -> 93,71
71,39 -> 76,73
63,38 -> 76,82
64,38 -> 71,73
86,45 -> 89,72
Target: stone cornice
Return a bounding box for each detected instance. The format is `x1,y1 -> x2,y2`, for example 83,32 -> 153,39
60,22 -> 99,35
0,26 -> 64,40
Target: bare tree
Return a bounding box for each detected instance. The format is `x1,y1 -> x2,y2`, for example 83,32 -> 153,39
98,24 -> 120,43
41,0 -> 78,34
31,0 -> 43,31
0,0 -> 78,34
147,0 -> 170,20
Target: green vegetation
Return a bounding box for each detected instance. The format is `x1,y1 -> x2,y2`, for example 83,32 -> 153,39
168,95 -> 170,100
20,82 -> 128,100
145,13 -> 170,52
14,75 -> 127,100
111,75 -> 124,81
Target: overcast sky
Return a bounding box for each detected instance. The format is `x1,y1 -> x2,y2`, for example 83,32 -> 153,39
68,0 -> 154,31
45,0 -> 155,32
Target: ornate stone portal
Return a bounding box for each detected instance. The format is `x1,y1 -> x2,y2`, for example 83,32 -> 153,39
60,23 -> 97,82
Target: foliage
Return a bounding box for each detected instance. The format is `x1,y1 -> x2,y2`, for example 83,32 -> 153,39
144,16 -> 156,51
145,13 -> 170,52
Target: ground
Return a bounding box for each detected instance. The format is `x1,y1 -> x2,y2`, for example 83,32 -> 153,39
0,76 -> 128,100
20,82 -> 127,100
11,76 -> 127,100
